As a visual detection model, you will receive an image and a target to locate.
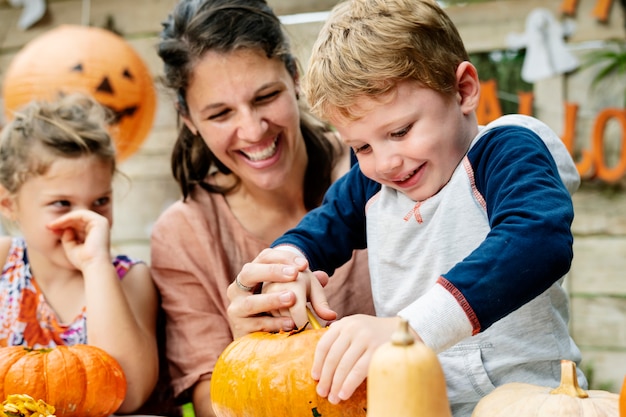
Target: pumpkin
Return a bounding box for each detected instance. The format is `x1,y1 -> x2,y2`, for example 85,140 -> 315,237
0,344 -> 127,417
471,360 -> 619,417
1,24 -> 157,162
367,318 -> 452,417
619,377 -> 626,417
210,326 -> 367,417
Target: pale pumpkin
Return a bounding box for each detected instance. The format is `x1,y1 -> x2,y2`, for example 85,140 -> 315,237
620,376 -> 625,417
0,345 -> 127,417
471,360 -> 619,417
210,327 -> 367,417
367,317 -> 452,417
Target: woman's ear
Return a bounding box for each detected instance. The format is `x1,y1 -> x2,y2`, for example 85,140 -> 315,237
455,61 -> 481,114
180,114 -> 199,136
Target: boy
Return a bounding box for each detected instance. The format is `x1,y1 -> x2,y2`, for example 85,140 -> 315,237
232,0 -> 586,415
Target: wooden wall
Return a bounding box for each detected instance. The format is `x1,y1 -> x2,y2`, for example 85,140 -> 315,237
0,0 -> 624,394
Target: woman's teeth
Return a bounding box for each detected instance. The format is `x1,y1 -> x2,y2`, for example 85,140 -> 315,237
241,137 -> 278,161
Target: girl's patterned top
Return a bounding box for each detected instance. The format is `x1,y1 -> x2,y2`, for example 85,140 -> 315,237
0,237 -> 139,348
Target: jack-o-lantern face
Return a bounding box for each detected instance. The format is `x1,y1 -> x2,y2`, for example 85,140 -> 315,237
1,25 -> 157,162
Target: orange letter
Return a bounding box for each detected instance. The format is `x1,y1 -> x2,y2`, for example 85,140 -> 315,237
561,102 -> 595,178
591,108 -> 626,182
517,92 -> 534,116
592,0 -> 613,22
560,0 -> 579,16
476,80 -> 502,125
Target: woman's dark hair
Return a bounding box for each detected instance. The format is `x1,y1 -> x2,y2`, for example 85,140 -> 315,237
158,0 -> 338,209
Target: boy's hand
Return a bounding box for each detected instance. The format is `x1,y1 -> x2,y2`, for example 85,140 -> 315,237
312,315 -> 407,404
46,209 -> 111,271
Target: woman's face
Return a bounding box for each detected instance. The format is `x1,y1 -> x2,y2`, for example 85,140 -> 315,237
182,48 -> 306,191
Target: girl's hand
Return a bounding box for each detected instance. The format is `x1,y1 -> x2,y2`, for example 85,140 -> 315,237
46,209 -> 111,271
312,315 -> 408,404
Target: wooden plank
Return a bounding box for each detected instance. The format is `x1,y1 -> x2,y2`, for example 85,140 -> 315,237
572,189 -> 626,235
571,296 -> 626,349
571,236 -> 626,295
578,349 -> 626,392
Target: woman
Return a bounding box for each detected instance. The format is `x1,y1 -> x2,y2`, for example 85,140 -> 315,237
150,1 -> 375,416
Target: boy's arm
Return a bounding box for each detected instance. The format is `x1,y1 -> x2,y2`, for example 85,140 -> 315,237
272,163 -> 381,274
401,126 -> 577,352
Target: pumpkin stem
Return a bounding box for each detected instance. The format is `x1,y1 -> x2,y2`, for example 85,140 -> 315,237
306,307 -> 322,330
391,317 -> 415,346
549,360 -> 589,398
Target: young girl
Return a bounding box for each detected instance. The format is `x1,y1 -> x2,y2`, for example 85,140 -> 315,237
0,94 -> 158,414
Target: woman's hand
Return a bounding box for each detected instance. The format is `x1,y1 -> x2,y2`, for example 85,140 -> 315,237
227,248 -> 336,338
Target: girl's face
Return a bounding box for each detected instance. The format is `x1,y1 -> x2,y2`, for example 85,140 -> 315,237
333,66 -> 480,202
6,154 -> 113,269
182,48 -> 307,192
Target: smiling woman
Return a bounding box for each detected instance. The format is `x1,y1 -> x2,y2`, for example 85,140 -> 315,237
149,1 -> 375,416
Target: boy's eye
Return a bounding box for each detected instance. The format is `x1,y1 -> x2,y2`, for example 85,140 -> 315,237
353,144 -> 371,154
391,124 -> 412,138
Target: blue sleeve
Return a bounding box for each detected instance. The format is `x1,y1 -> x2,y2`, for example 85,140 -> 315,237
444,126 -> 575,332
272,163 -> 381,275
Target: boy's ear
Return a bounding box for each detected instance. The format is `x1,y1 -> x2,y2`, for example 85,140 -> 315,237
455,61 -> 480,114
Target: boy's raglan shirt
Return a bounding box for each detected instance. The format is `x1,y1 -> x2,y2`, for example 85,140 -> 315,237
272,114 -> 580,353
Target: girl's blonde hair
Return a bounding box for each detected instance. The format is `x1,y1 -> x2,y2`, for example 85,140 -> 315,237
304,0 -> 470,122
0,93 -> 116,194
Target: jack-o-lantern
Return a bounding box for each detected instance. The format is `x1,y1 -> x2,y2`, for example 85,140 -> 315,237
1,24 -> 156,162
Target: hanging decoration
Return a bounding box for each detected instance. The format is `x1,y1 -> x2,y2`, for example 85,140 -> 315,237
7,0 -> 46,30
506,8 -> 580,83
1,24 -> 157,162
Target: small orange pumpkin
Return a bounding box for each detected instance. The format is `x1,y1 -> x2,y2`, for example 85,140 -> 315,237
0,345 -> 127,417
211,327 -> 367,417
1,24 -> 157,162
471,360 -> 619,417
619,377 -> 626,417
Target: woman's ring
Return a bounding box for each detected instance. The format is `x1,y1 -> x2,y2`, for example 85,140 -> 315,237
235,276 -> 254,292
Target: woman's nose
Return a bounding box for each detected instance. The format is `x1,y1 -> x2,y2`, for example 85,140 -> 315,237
236,108 -> 268,141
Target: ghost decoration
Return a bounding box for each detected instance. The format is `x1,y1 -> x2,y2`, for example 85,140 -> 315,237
2,25 -> 157,162
507,8 -> 579,83
7,0 -> 46,30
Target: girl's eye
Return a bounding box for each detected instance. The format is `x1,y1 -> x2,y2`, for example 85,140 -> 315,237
94,197 -> 111,207
391,124 -> 412,138
353,144 -> 371,154
52,200 -> 70,208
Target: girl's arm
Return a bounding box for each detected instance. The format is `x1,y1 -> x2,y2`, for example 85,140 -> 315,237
48,210 -> 158,413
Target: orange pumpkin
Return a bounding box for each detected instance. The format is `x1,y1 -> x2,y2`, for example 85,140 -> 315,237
619,377 -> 626,417
1,24 -> 156,162
0,345 -> 127,417
211,328 -> 367,417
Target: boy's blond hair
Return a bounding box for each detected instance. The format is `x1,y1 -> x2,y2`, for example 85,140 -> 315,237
304,0 -> 470,122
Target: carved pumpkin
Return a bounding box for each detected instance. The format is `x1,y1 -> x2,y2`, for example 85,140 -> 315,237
1,24 -> 156,162
211,327 -> 367,417
367,318 -> 452,417
0,344 -> 127,417
471,360 -> 619,417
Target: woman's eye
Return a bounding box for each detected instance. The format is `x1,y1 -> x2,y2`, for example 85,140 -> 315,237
256,90 -> 280,103
207,109 -> 230,120
391,124 -> 412,138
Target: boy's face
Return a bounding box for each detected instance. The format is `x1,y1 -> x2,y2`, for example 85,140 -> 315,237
331,78 -> 478,202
